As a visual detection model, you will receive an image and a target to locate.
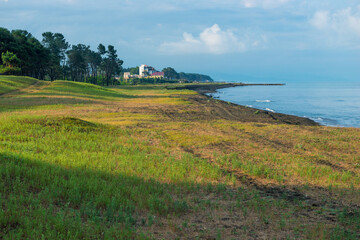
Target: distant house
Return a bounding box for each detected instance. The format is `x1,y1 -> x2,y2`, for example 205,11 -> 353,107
140,64 -> 156,77
123,72 -> 131,79
139,64 -> 164,78
150,72 -> 164,78
123,72 -> 140,79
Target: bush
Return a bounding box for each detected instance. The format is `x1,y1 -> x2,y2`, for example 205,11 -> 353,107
0,66 -> 21,75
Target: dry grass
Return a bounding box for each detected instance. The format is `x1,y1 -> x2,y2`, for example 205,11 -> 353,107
1,76 -> 359,239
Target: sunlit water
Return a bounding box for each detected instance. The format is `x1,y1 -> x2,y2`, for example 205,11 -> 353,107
210,81 -> 360,128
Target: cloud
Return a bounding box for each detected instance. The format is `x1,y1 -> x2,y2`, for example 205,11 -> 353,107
310,11 -> 329,29
310,7 -> 360,47
241,0 -> 290,9
159,24 -> 247,54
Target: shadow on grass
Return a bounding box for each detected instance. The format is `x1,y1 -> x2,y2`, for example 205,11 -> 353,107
1,150 -> 360,239
0,76 -> 38,95
28,91 -> 137,100
0,151 -> 191,239
0,96 -> 98,113
39,81 -> 138,100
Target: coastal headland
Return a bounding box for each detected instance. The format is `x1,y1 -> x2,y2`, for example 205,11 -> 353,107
168,82 -> 285,94
1,76 -> 359,239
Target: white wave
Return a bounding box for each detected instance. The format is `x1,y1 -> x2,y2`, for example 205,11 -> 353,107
266,108 -> 275,113
246,105 -> 253,107
256,100 -> 271,103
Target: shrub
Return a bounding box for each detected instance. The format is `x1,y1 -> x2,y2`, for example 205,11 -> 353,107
0,66 -> 21,75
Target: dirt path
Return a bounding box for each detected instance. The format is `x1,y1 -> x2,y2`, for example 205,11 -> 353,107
0,80 -> 50,98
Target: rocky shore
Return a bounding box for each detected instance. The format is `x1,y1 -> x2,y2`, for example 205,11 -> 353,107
168,82 -> 285,94
169,83 -> 319,126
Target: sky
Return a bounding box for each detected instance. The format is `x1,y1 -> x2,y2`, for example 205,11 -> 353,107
1,0 -> 360,82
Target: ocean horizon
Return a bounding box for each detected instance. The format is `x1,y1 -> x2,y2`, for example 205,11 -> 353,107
211,79 -> 360,128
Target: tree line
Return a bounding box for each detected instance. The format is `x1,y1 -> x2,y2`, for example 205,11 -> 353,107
162,67 -> 213,82
0,28 -> 123,85
122,66 -> 214,83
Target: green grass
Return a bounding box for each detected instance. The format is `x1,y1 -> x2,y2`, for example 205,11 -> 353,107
0,97 -> 94,113
0,76 -> 37,95
0,115 -> 227,239
31,81 -> 134,100
1,76 -> 359,239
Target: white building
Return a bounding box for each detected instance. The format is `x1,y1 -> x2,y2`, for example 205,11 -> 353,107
139,64 -> 156,77
139,65 -> 145,77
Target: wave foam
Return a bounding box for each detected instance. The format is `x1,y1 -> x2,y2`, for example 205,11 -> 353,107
266,108 -> 275,113
256,100 -> 271,103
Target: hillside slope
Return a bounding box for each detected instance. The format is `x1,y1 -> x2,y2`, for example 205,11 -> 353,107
0,76 -> 38,95
1,76 -> 359,239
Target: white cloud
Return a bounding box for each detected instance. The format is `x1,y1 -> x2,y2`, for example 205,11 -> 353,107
241,0 -> 290,9
310,11 -> 329,29
159,24 -> 247,54
310,7 -> 360,47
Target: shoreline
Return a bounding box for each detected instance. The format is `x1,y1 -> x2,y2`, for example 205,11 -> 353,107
169,82 -> 285,94
171,82 -> 319,126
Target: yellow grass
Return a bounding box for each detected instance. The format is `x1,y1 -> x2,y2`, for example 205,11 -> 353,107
1,76 -> 360,239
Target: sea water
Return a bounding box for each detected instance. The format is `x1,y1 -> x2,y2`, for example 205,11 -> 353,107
211,81 -> 360,128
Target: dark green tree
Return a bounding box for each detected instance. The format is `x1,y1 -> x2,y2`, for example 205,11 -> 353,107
28,37 -> 50,80
129,66 -> 139,75
10,30 -> 35,76
67,44 -> 89,82
100,45 -> 123,86
162,67 -> 179,79
0,27 -> 126,84
97,44 -> 106,55
178,72 -> 213,82
87,50 -> 102,84
0,28 -> 14,59
4,30 -> 49,78
42,32 -> 70,80
0,51 -> 21,75
1,51 -> 20,67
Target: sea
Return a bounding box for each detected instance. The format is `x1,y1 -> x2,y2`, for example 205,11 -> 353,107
210,80 -> 360,128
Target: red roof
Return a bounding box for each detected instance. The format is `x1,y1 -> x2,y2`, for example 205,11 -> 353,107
151,72 -> 164,76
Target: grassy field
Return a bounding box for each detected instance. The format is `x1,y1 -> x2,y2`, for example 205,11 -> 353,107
1,76 -> 359,239
0,76 -> 38,95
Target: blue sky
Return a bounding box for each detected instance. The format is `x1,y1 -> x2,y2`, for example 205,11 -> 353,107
1,0 -> 360,82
